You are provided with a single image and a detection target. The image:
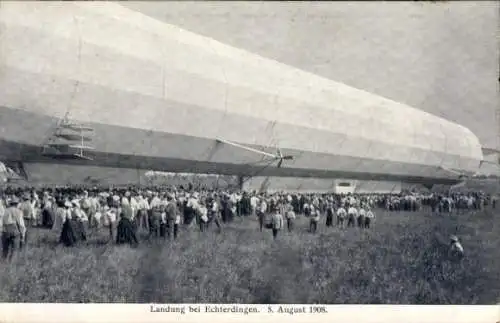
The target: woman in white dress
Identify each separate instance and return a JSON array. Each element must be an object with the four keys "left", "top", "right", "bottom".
[{"left": 52, "top": 200, "right": 69, "bottom": 233}]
